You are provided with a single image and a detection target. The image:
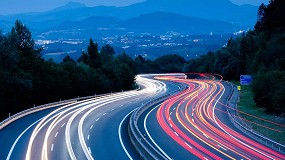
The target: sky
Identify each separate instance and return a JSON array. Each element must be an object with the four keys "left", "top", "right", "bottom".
[{"left": 0, "top": 0, "right": 269, "bottom": 15}]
